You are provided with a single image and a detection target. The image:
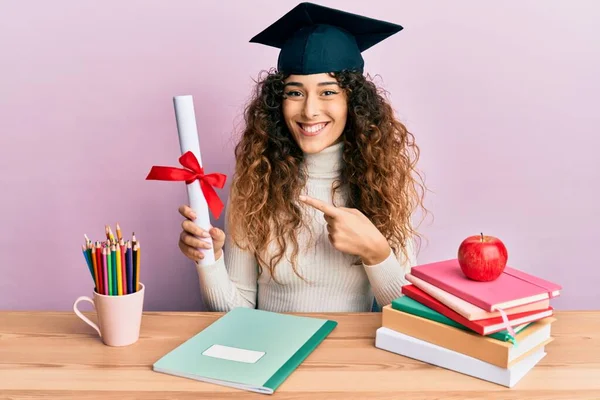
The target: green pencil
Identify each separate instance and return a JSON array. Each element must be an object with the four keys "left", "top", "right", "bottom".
[
  {"left": 107, "top": 245, "right": 113, "bottom": 296},
  {"left": 111, "top": 245, "right": 117, "bottom": 295}
]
